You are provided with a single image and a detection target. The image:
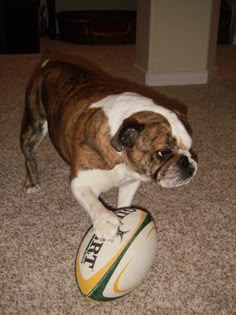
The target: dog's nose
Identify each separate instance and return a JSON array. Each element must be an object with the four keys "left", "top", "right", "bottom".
[
  {"left": 178, "top": 155, "right": 195, "bottom": 178},
  {"left": 178, "top": 155, "right": 190, "bottom": 168}
]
